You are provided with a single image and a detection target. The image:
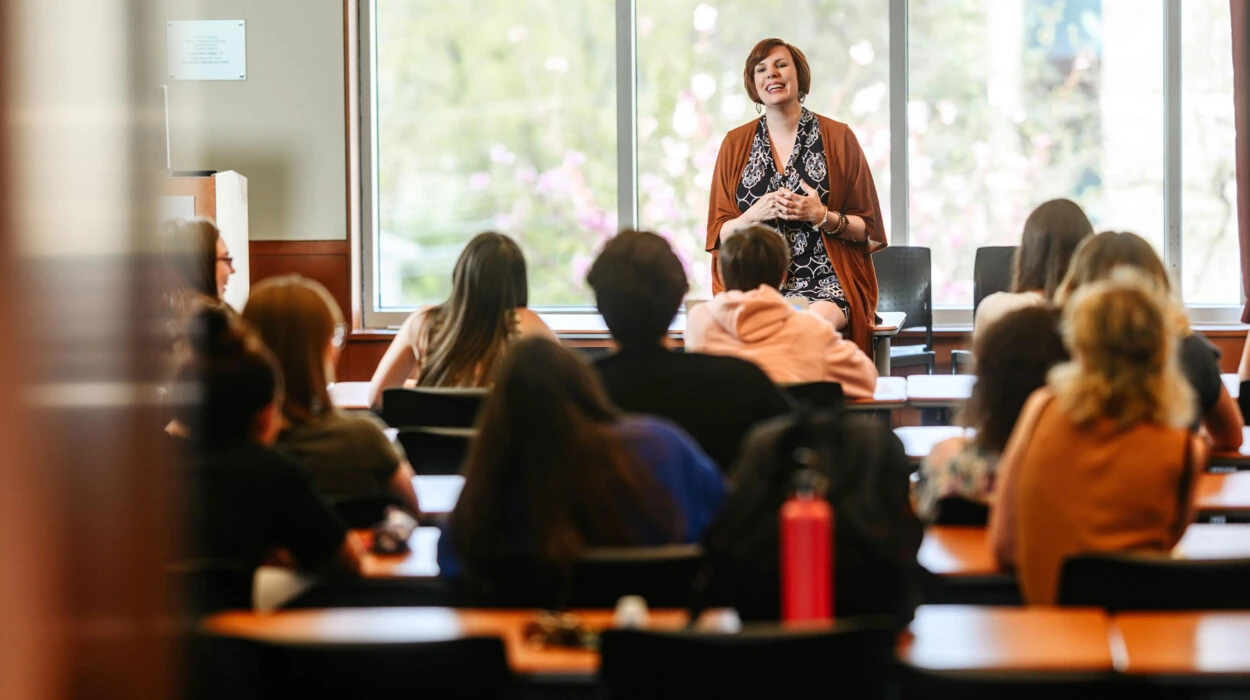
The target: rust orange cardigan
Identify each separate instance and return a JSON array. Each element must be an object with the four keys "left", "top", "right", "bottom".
[{"left": 705, "top": 114, "right": 888, "bottom": 355}]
